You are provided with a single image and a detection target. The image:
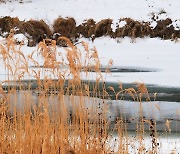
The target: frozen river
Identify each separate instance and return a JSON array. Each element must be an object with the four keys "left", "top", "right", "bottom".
[{"left": 6, "top": 90, "right": 180, "bottom": 132}]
